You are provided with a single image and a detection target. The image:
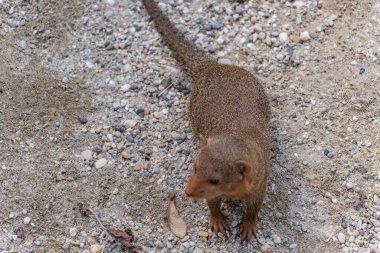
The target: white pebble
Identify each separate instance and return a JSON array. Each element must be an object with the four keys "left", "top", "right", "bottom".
[
  {"left": 293, "top": 1, "right": 305, "bottom": 9},
  {"left": 124, "top": 120, "right": 137, "bottom": 128},
  {"left": 120, "top": 84, "right": 131, "bottom": 92},
  {"left": 218, "top": 58, "right": 233, "bottom": 65},
  {"left": 95, "top": 158, "right": 107, "bottom": 169},
  {"left": 273, "top": 235, "right": 281, "bottom": 244},
  {"left": 346, "top": 182, "right": 354, "bottom": 189},
  {"left": 69, "top": 227, "right": 78, "bottom": 237},
  {"left": 338, "top": 232, "right": 346, "bottom": 243},
  {"left": 107, "top": 0, "right": 115, "bottom": 7},
  {"left": 81, "top": 150, "right": 92, "bottom": 161},
  {"left": 300, "top": 31, "right": 311, "bottom": 41},
  {"left": 279, "top": 32, "right": 288, "bottom": 42},
  {"left": 23, "top": 217, "right": 31, "bottom": 225}
]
